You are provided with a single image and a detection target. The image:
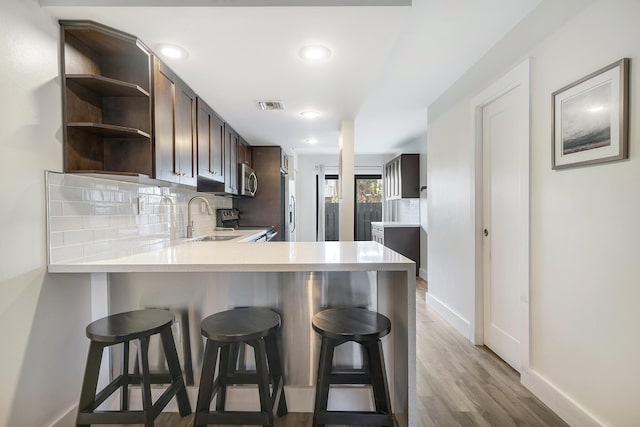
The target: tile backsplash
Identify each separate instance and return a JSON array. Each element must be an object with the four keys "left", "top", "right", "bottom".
[
  {"left": 387, "top": 198, "right": 420, "bottom": 224},
  {"left": 397, "top": 198, "right": 420, "bottom": 224},
  {"left": 46, "top": 172, "right": 232, "bottom": 263}
]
